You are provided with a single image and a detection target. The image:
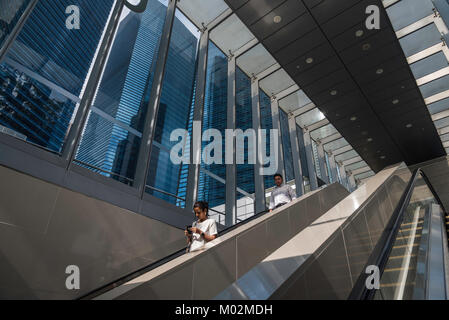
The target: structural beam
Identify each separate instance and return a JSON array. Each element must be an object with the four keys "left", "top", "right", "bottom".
[
  {"left": 271, "top": 98, "right": 285, "bottom": 179},
  {"left": 328, "top": 152, "right": 338, "bottom": 184},
  {"left": 317, "top": 142, "right": 329, "bottom": 184},
  {"left": 288, "top": 114, "right": 304, "bottom": 196},
  {"left": 251, "top": 78, "right": 266, "bottom": 213},
  {"left": 225, "top": 56, "right": 237, "bottom": 227},
  {"left": 186, "top": 28, "right": 209, "bottom": 210},
  {"left": 303, "top": 128, "right": 318, "bottom": 190}
]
